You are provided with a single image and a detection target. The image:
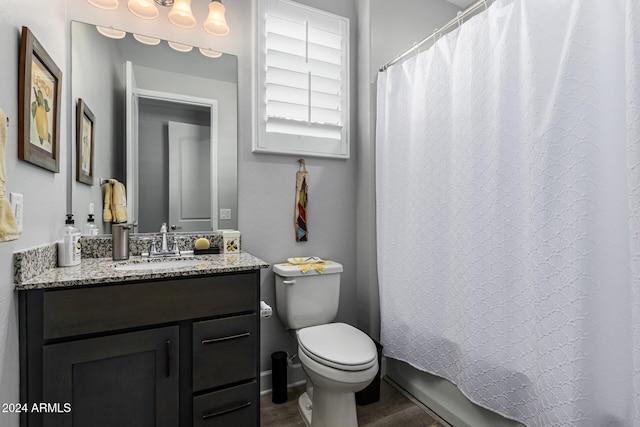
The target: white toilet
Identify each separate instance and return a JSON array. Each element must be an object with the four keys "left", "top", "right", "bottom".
[{"left": 273, "top": 261, "right": 378, "bottom": 427}]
